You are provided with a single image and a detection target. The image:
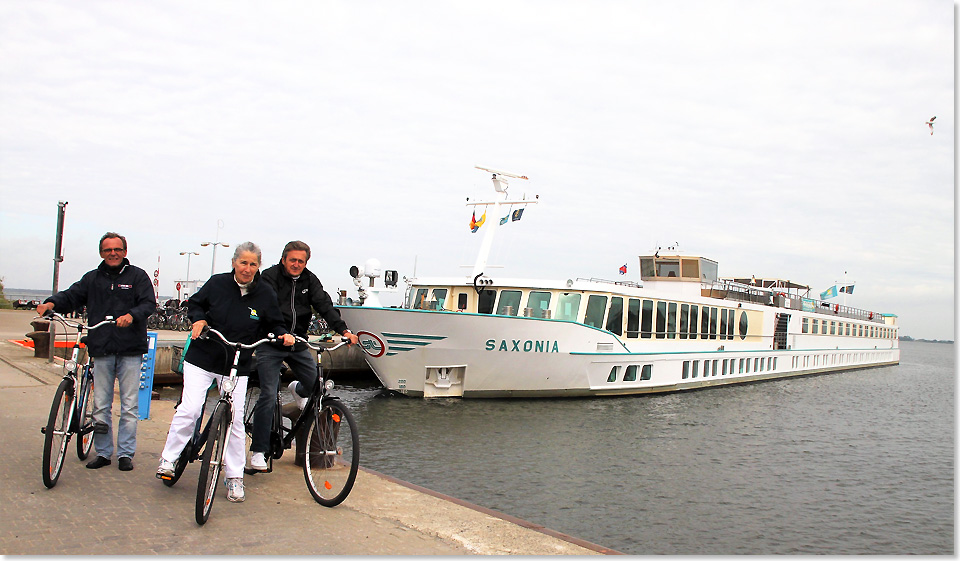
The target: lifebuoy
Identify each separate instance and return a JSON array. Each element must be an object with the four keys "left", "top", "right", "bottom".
[
  {"left": 834, "top": 304, "right": 839, "bottom": 313},
  {"left": 868, "top": 312, "right": 873, "bottom": 320}
]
